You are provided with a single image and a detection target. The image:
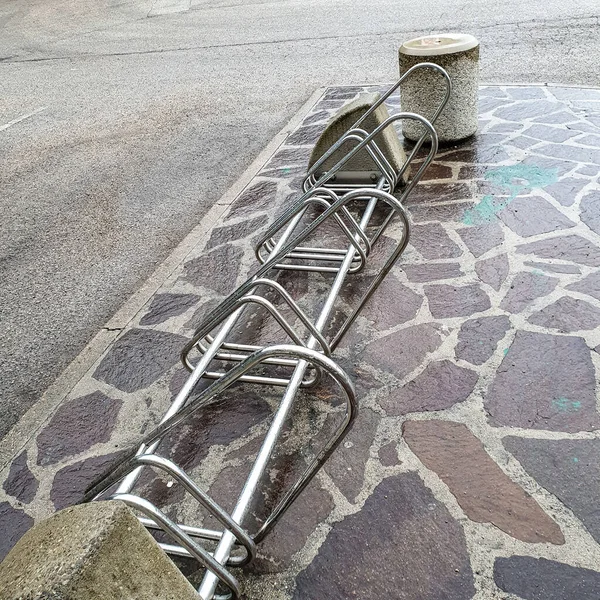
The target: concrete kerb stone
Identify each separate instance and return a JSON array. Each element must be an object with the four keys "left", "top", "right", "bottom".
[
  {"left": 0, "top": 87, "right": 327, "bottom": 472},
  {"left": 0, "top": 500, "right": 199, "bottom": 600}
]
